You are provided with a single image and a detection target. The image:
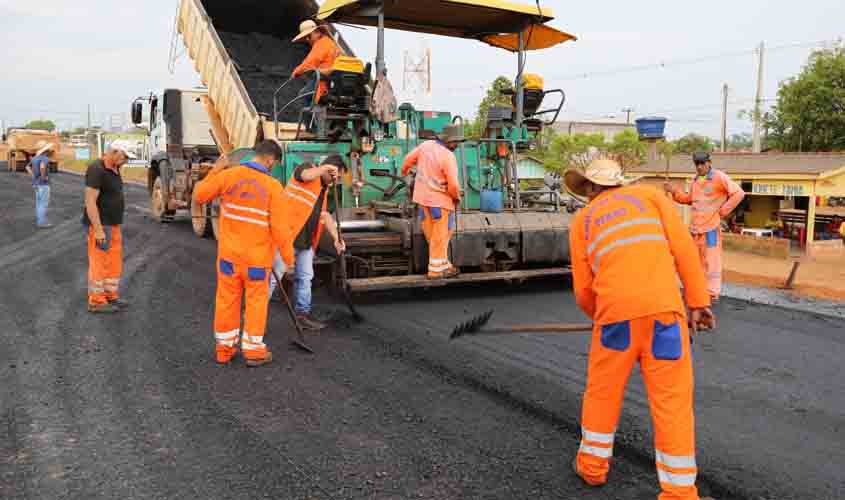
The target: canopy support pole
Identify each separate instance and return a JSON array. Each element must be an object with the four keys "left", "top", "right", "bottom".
[
  {"left": 515, "top": 30, "right": 525, "bottom": 128},
  {"left": 376, "top": 7, "right": 386, "bottom": 76}
]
